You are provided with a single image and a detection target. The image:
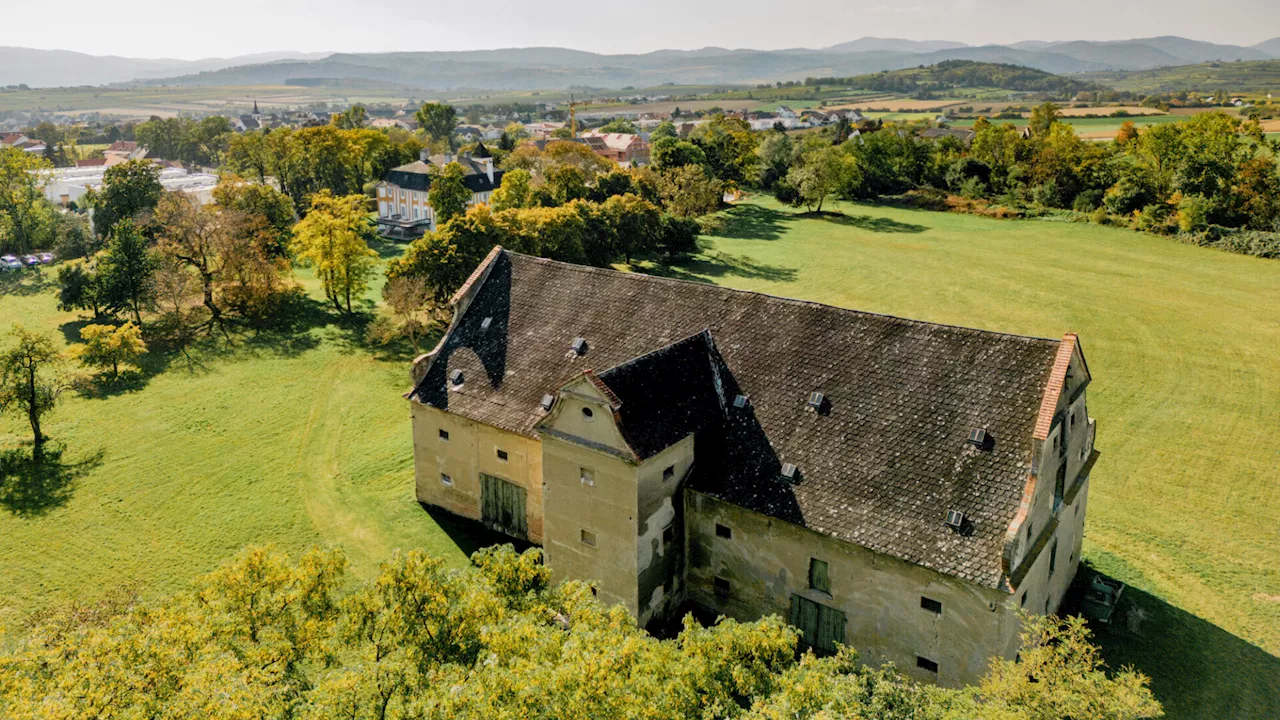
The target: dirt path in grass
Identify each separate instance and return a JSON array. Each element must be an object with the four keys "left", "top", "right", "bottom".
[{"left": 296, "top": 360, "right": 390, "bottom": 568}]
